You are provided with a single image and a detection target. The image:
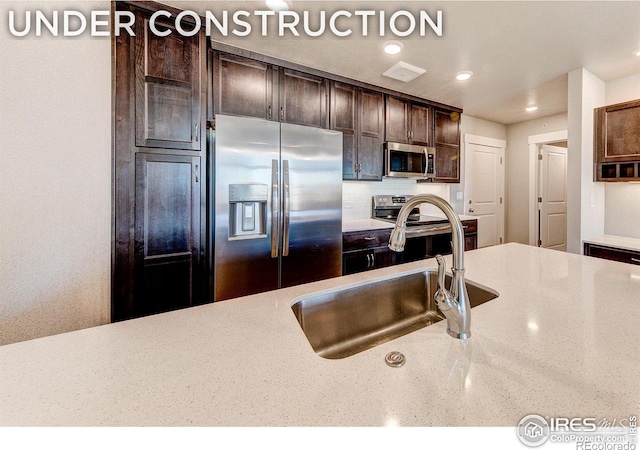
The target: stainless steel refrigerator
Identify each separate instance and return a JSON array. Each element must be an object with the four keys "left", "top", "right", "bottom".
[{"left": 212, "top": 114, "right": 343, "bottom": 301}]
